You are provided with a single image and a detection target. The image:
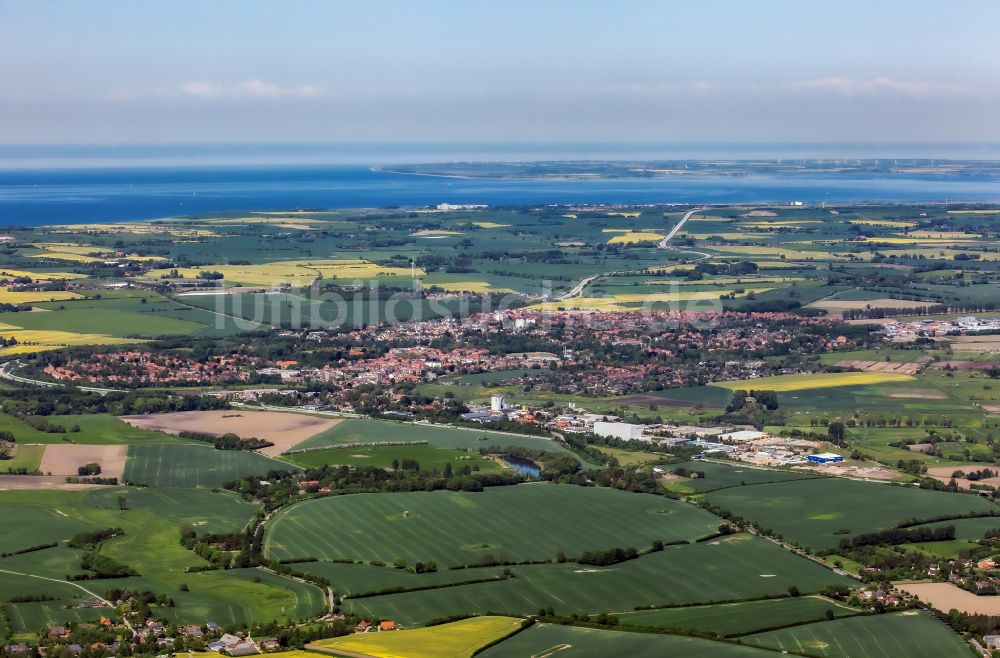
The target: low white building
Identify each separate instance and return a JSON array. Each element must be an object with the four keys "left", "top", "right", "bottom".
[
  {"left": 719, "top": 430, "right": 768, "bottom": 443},
  {"left": 593, "top": 421, "right": 646, "bottom": 441}
]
